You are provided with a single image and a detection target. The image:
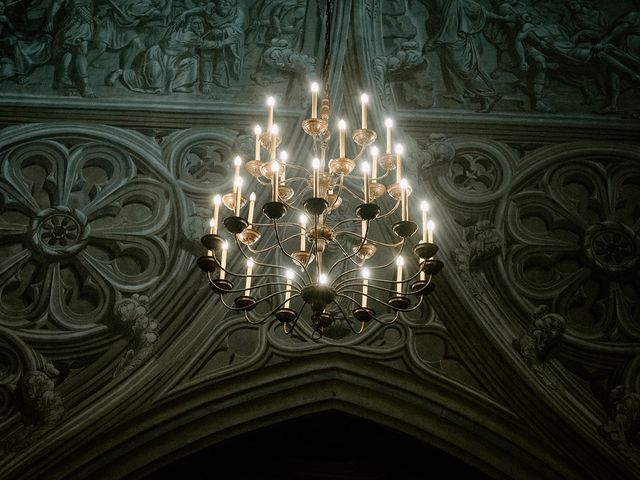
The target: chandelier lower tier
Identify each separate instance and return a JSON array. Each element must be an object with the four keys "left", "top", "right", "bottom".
[{"left": 197, "top": 91, "right": 443, "bottom": 336}]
